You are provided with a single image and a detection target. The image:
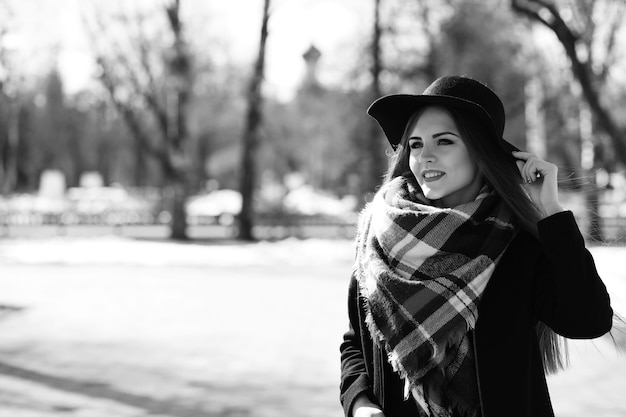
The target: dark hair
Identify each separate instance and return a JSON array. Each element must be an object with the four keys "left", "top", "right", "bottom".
[{"left": 384, "top": 105, "right": 568, "bottom": 373}]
